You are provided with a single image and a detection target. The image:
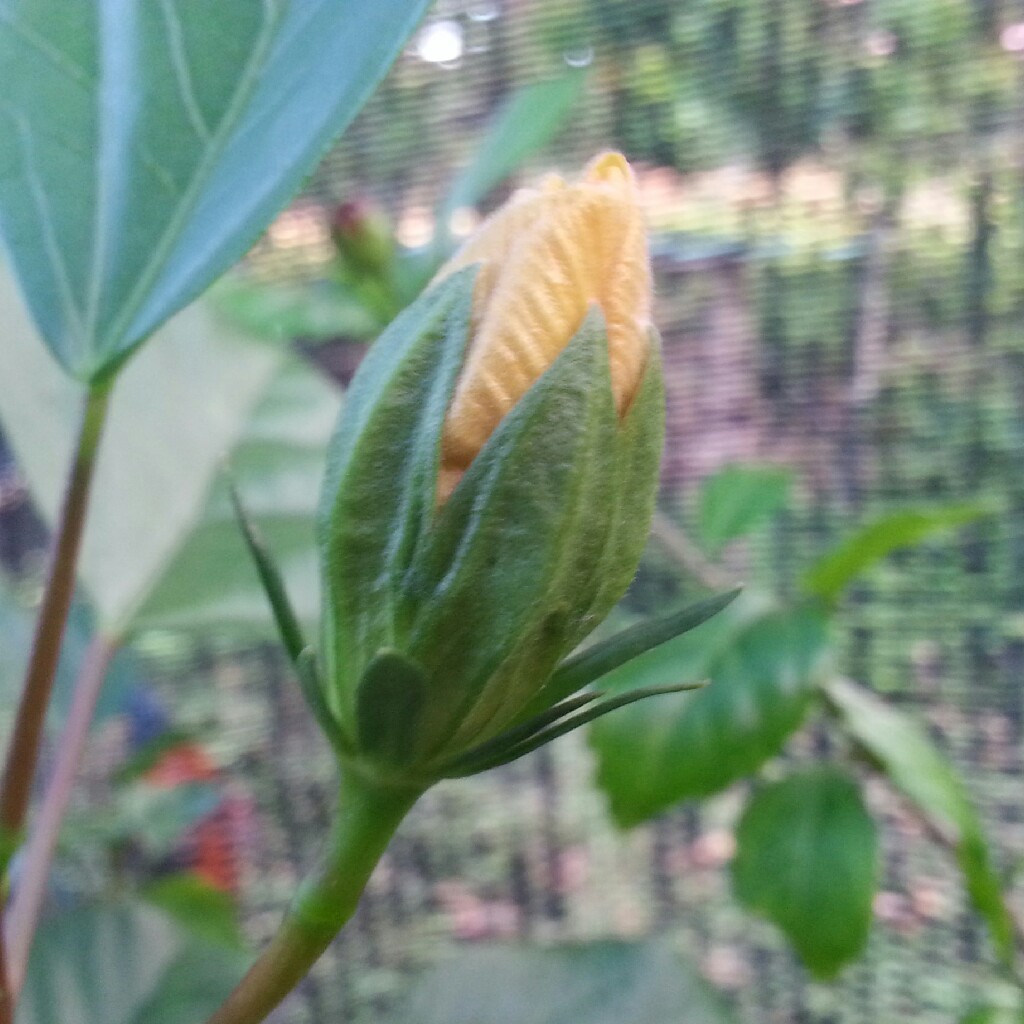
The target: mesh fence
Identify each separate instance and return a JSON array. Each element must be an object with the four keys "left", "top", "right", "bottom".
[{"left": 3, "top": 0, "right": 1024, "bottom": 1021}]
